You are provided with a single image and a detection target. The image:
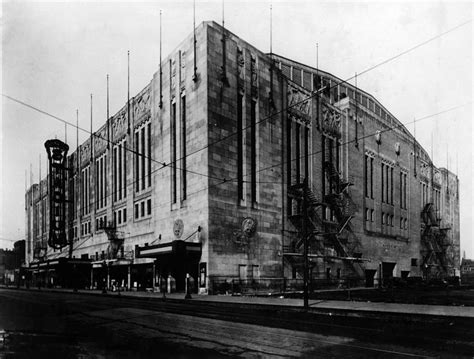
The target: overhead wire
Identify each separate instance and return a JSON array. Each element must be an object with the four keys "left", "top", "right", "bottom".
[{"left": 12, "top": 18, "right": 471, "bottom": 255}]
